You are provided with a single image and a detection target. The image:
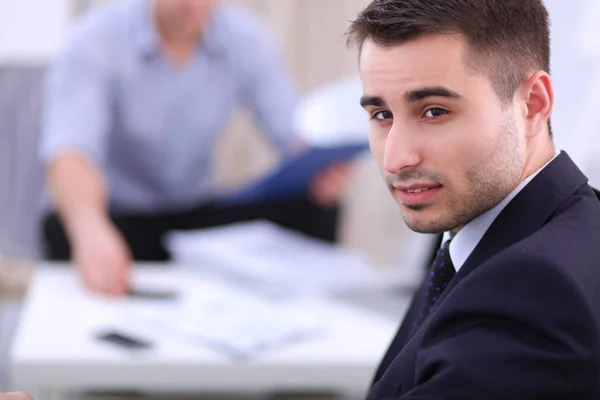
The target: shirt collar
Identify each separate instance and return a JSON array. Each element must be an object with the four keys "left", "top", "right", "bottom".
[
  {"left": 135, "top": 0, "right": 159, "bottom": 58},
  {"left": 442, "top": 150, "right": 561, "bottom": 271},
  {"left": 135, "top": 0, "right": 225, "bottom": 61}
]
